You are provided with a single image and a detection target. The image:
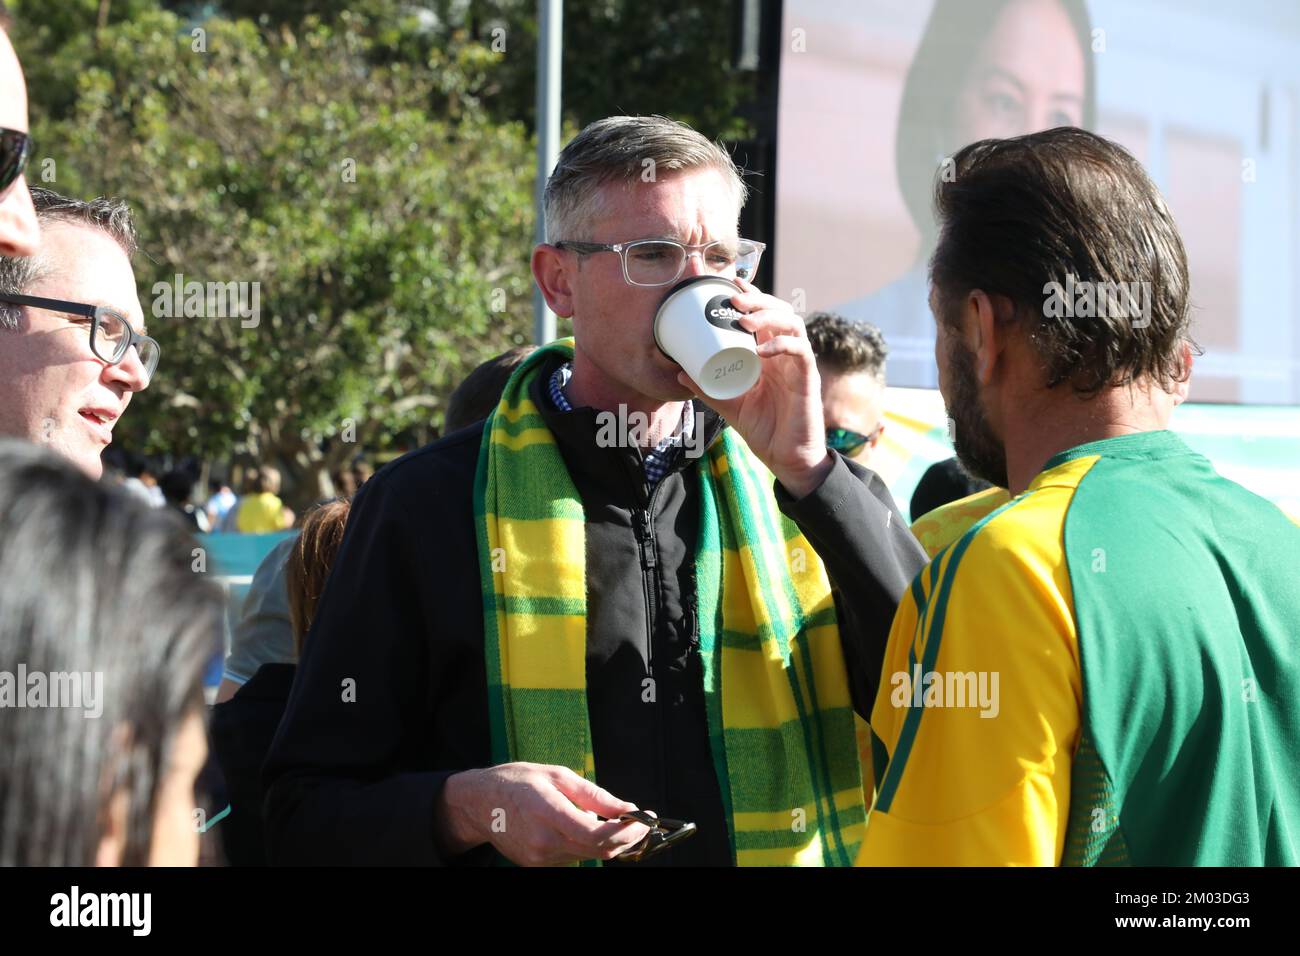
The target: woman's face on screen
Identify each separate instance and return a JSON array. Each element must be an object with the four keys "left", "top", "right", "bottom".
[{"left": 951, "top": 0, "right": 1087, "bottom": 144}]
